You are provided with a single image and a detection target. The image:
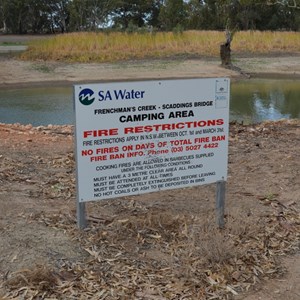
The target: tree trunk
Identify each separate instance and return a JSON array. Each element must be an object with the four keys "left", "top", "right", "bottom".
[
  {"left": 220, "top": 42, "right": 231, "bottom": 67},
  {"left": 2, "top": 20, "right": 7, "bottom": 33}
]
